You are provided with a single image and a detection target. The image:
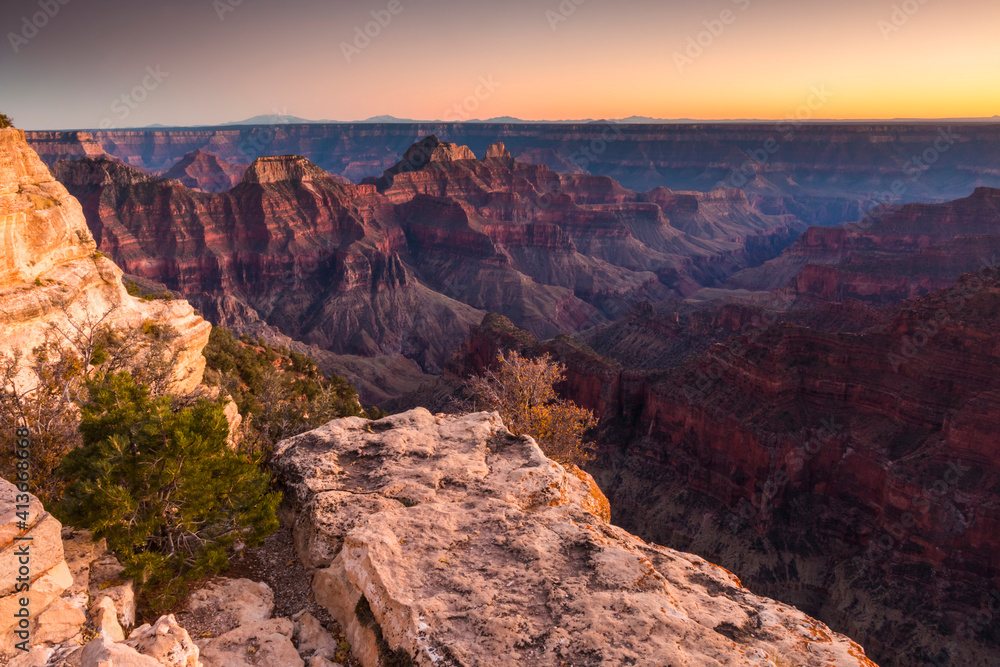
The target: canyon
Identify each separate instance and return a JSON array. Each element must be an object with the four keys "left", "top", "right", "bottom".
[
  {"left": 438, "top": 266, "right": 1000, "bottom": 667},
  {"left": 10, "top": 122, "right": 1000, "bottom": 666},
  {"left": 730, "top": 186, "right": 1000, "bottom": 303},
  {"left": 52, "top": 134, "right": 802, "bottom": 400}
]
